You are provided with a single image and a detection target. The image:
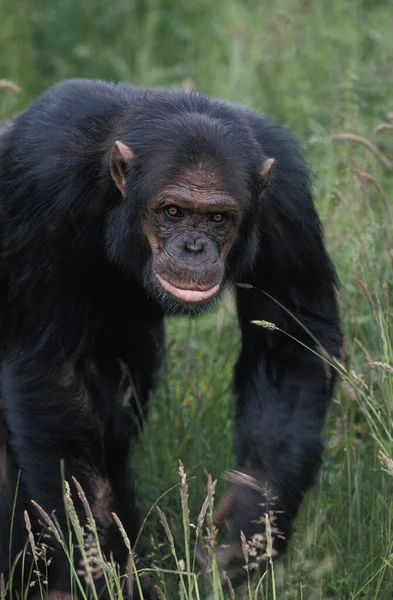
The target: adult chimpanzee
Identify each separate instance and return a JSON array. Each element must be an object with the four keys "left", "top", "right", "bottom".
[{"left": 0, "top": 79, "right": 342, "bottom": 598}]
